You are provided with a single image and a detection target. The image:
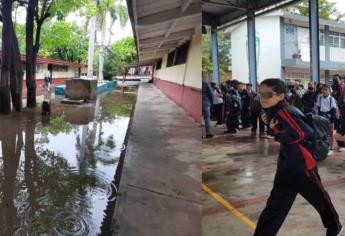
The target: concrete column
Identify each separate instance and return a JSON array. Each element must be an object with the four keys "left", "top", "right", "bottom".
[
  {"left": 324, "top": 25, "right": 330, "bottom": 62},
  {"left": 247, "top": 10, "right": 258, "bottom": 90},
  {"left": 211, "top": 25, "right": 220, "bottom": 84},
  {"left": 309, "top": 0, "right": 320, "bottom": 84},
  {"left": 325, "top": 69, "right": 330, "bottom": 85}
]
